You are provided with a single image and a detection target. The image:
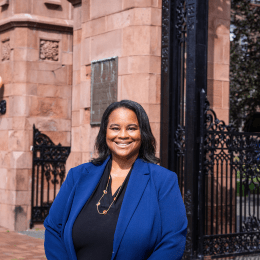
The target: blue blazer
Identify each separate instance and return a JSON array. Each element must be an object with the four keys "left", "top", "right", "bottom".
[{"left": 44, "top": 156, "right": 187, "bottom": 260}]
